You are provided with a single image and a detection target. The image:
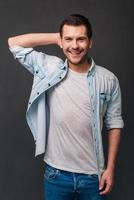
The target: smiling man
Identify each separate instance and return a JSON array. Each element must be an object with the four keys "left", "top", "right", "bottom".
[
  {"left": 8, "top": 14, "right": 124, "bottom": 200},
  {"left": 60, "top": 24, "right": 92, "bottom": 72}
]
